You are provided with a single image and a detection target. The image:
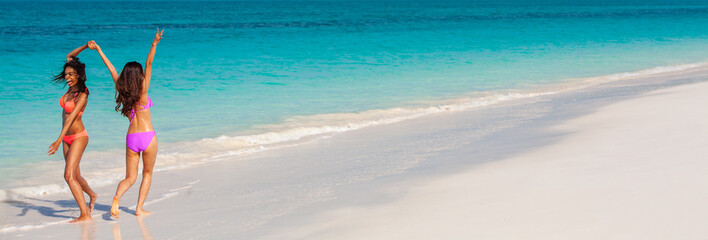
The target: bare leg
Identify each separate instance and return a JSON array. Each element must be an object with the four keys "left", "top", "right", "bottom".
[
  {"left": 74, "top": 163, "right": 97, "bottom": 212},
  {"left": 136, "top": 136, "right": 157, "bottom": 216},
  {"left": 111, "top": 145, "right": 140, "bottom": 218},
  {"left": 64, "top": 137, "right": 92, "bottom": 223},
  {"left": 62, "top": 140, "right": 70, "bottom": 159}
]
